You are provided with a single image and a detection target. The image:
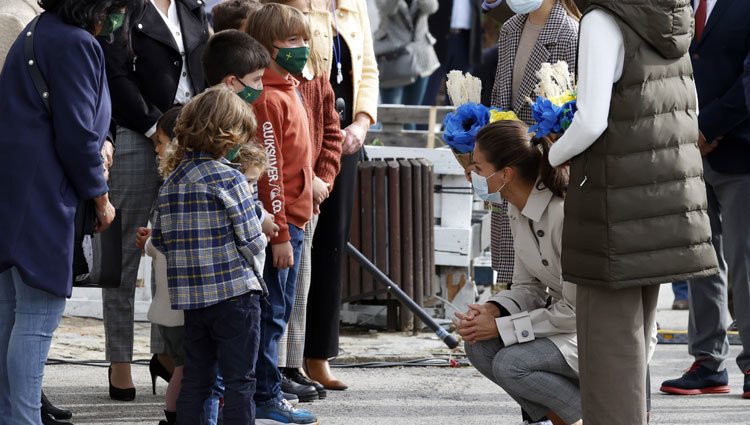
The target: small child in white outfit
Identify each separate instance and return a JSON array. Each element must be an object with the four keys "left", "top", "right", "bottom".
[{"left": 135, "top": 107, "right": 185, "bottom": 425}]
